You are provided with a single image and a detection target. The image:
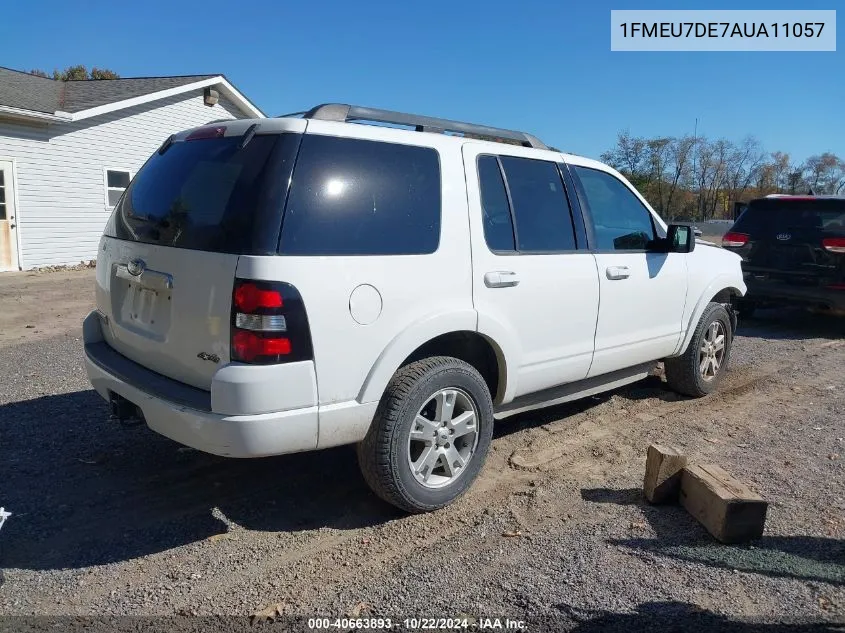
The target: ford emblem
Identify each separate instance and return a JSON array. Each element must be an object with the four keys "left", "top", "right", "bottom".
[
  {"left": 127, "top": 258, "right": 146, "bottom": 276},
  {"left": 776, "top": 233, "right": 791, "bottom": 241}
]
